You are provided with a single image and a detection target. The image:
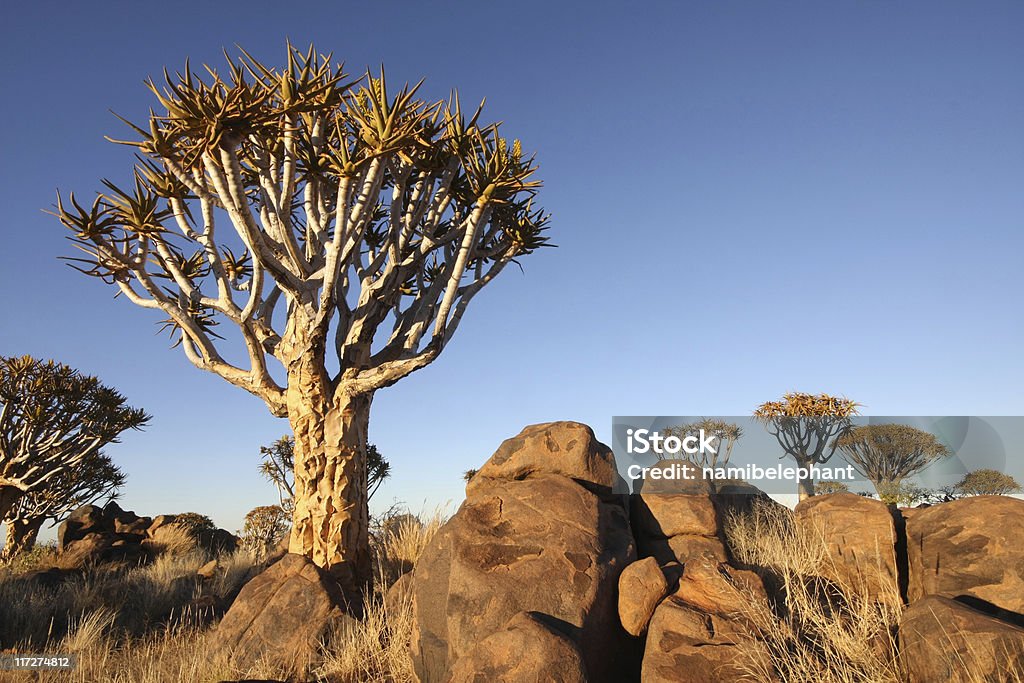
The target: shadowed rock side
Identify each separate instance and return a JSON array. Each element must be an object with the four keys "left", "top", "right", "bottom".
[
  {"left": 209, "top": 553, "right": 351, "bottom": 677},
  {"left": 900, "top": 595, "right": 1024, "bottom": 683},
  {"left": 906, "top": 495, "right": 1024, "bottom": 616},
  {"left": 409, "top": 421, "right": 637, "bottom": 683},
  {"left": 445, "top": 611, "right": 589, "bottom": 682},
  {"left": 793, "top": 492, "right": 900, "bottom": 604}
]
